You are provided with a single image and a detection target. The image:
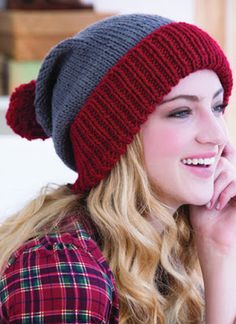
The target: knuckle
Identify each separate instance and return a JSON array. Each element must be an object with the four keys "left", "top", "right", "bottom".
[
  {"left": 219, "top": 171, "right": 229, "bottom": 182},
  {"left": 219, "top": 190, "right": 228, "bottom": 200},
  {"left": 217, "top": 157, "right": 227, "bottom": 170}
]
